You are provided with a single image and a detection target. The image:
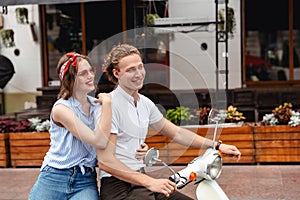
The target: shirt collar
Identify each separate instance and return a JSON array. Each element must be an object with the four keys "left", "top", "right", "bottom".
[
  {"left": 70, "top": 96, "right": 98, "bottom": 110},
  {"left": 115, "top": 85, "right": 140, "bottom": 105}
]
